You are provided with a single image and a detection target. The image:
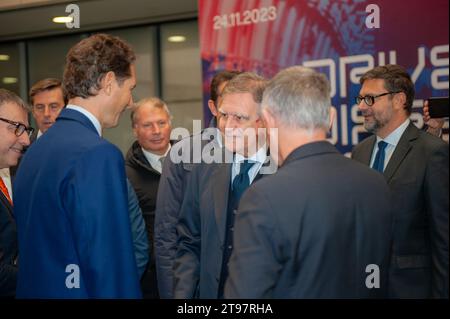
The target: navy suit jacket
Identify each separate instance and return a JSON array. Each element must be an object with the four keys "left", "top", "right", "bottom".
[
  {"left": 225, "top": 142, "right": 392, "bottom": 298},
  {"left": 13, "top": 108, "right": 141, "bottom": 298},
  {"left": 352, "top": 123, "right": 449, "bottom": 298}
]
